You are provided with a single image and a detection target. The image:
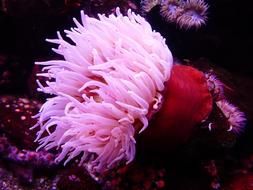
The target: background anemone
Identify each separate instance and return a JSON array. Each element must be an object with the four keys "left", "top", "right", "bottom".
[
  {"left": 160, "top": 0, "right": 184, "bottom": 23},
  {"left": 141, "top": 0, "right": 208, "bottom": 29},
  {"left": 177, "top": 0, "right": 208, "bottom": 29},
  {"left": 140, "top": 0, "right": 161, "bottom": 13}
]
